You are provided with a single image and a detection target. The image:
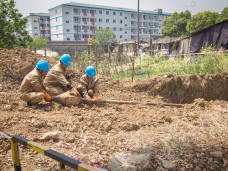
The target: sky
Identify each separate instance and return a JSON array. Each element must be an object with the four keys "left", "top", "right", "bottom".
[{"left": 15, "top": 0, "right": 228, "bottom": 17}]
